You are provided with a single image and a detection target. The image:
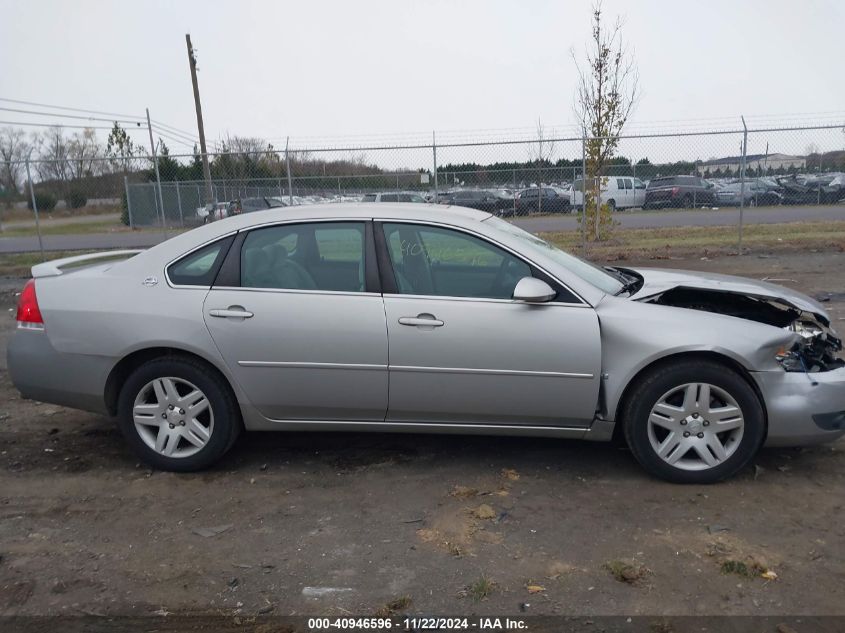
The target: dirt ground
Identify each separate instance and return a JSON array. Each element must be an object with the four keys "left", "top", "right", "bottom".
[{"left": 0, "top": 250, "right": 843, "bottom": 619}]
